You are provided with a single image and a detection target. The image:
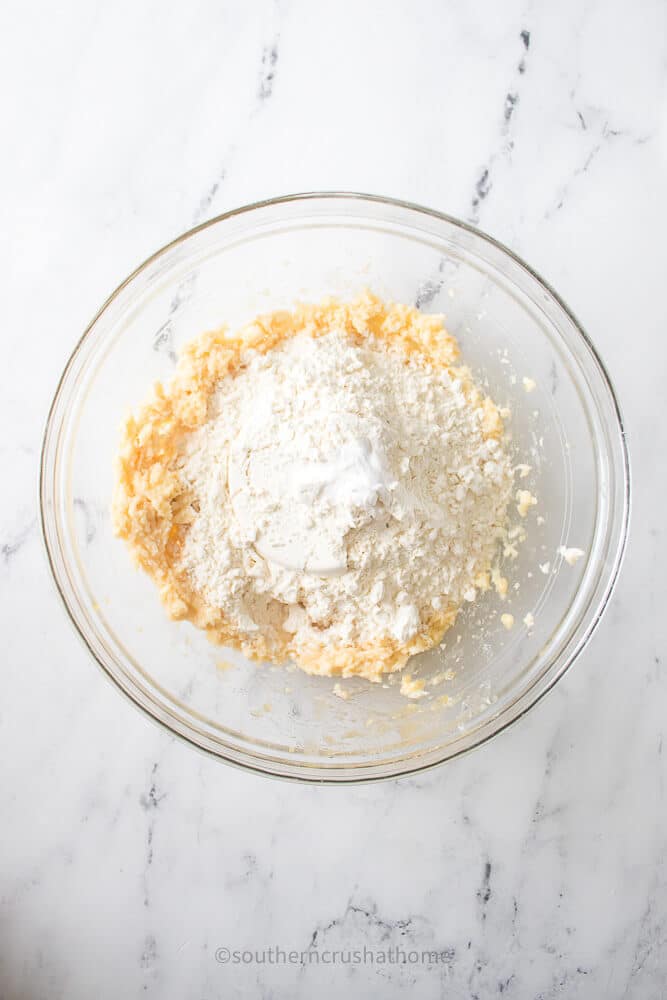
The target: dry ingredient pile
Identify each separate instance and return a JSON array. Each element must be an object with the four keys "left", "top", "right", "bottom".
[{"left": 113, "top": 293, "right": 515, "bottom": 682}]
